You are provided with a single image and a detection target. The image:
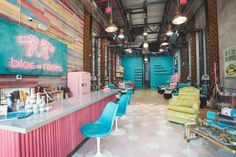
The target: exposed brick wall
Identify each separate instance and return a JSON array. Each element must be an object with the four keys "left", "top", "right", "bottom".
[
  {"left": 207, "top": 0, "right": 219, "bottom": 79},
  {"left": 110, "top": 48, "right": 114, "bottom": 83},
  {"left": 188, "top": 15, "right": 197, "bottom": 84},
  {"left": 83, "top": 10, "right": 91, "bottom": 72},
  {"left": 181, "top": 47, "right": 188, "bottom": 83},
  {"left": 100, "top": 35, "right": 106, "bottom": 87}
]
